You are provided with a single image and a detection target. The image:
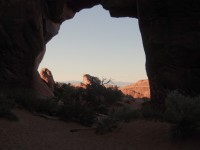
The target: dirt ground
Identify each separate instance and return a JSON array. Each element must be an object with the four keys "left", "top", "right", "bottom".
[{"left": 0, "top": 100, "right": 200, "bottom": 150}]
